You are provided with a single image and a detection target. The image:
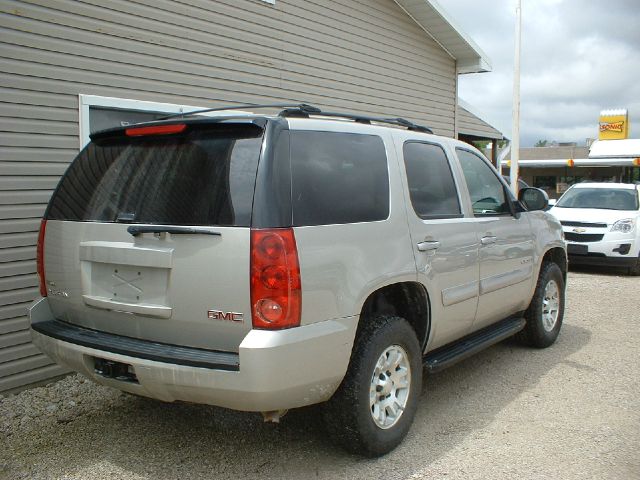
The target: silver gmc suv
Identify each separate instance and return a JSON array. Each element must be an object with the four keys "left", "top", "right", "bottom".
[{"left": 29, "top": 104, "right": 567, "bottom": 456}]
